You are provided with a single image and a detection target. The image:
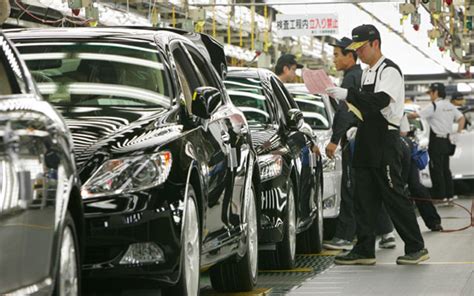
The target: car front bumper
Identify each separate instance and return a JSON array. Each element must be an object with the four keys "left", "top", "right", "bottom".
[{"left": 82, "top": 186, "right": 184, "bottom": 286}]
